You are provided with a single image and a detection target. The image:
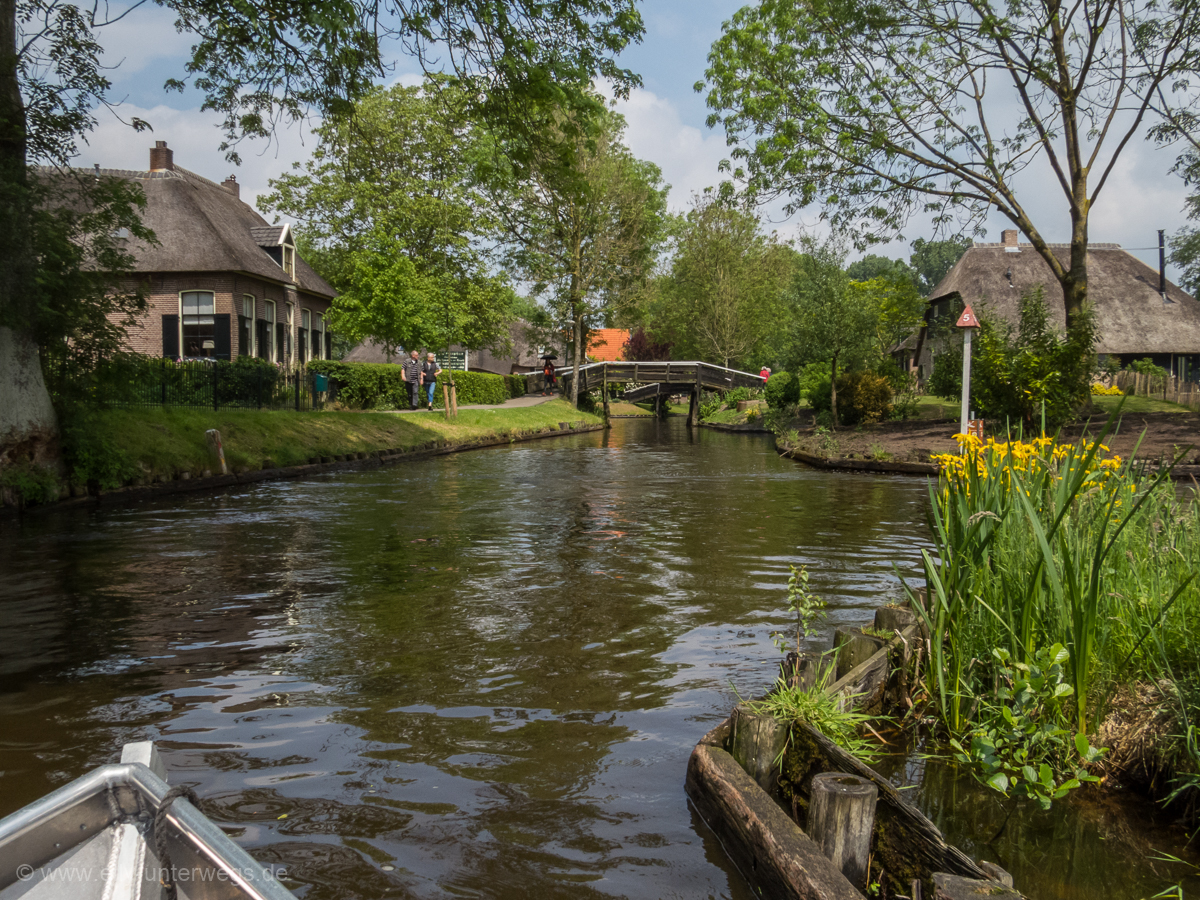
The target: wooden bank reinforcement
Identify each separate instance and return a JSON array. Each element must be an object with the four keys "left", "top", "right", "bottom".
[
  {"left": 3, "top": 421, "right": 604, "bottom": 517},
  {"left": 685, "top": 598, "right": 1024, "bottom": 900}
]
